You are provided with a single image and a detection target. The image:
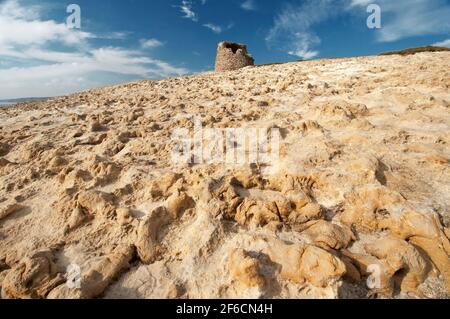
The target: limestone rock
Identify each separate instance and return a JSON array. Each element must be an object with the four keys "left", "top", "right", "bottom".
[
  {"left": 1, "top": 250, "right": 64, "bottom": 299},
  {"left": 235, "top": 199, "right": 280, "bottom": 228},
  {"left": 0, "top": 142, "right": 10, "bottom": 157},
  {"left": 116, "top": 208, "right": 134, "bottom": 226},
  {"left": 288, "top": 202, "right": 323, "bottom": 226},
  {"left": 0, "top": 157, "right": 12, "bottom": 167},
  {"left": 303, "top": 220, "right": 355, "bottom": 250},
  {"left": 47, "top": 245, "right": 134, "bottom": 299},
  {"left": 208, "top": 177, "right": 243, "bottom": 219},
  {"left": 265, "top": 239, "right": 346, "bottom": 288},
  {"left": 66, "top": 206, "right": 88, "bottom": 231},
  {"left": 0, "top": 203, "right": 26, "bottom": 220},
  {"left": 135, "top": 207, "right": 171, "bottom": 264},
  {"left": 409, "top": 236, "right": 450, "bottom": 293},
  {"left": 364, "top": 236, "right": 429, "bottom": 296},
  {"left": 1, "top": 49, "right": 450, "bottom": 299},
  {"left": 165, "top": 191, "right": 195, "bottom": 220},
  {"left": 77, "top": 191, "right": 116, "bottom": 219},
  {"left": 341, "top": 186, "right": 405, "bottom": 232},
  {"left": 148, "top": 172, "right": 182, "bottom": 199},
  {"left": 228, "top": 248, "right": 265, "bottom": 289}
]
